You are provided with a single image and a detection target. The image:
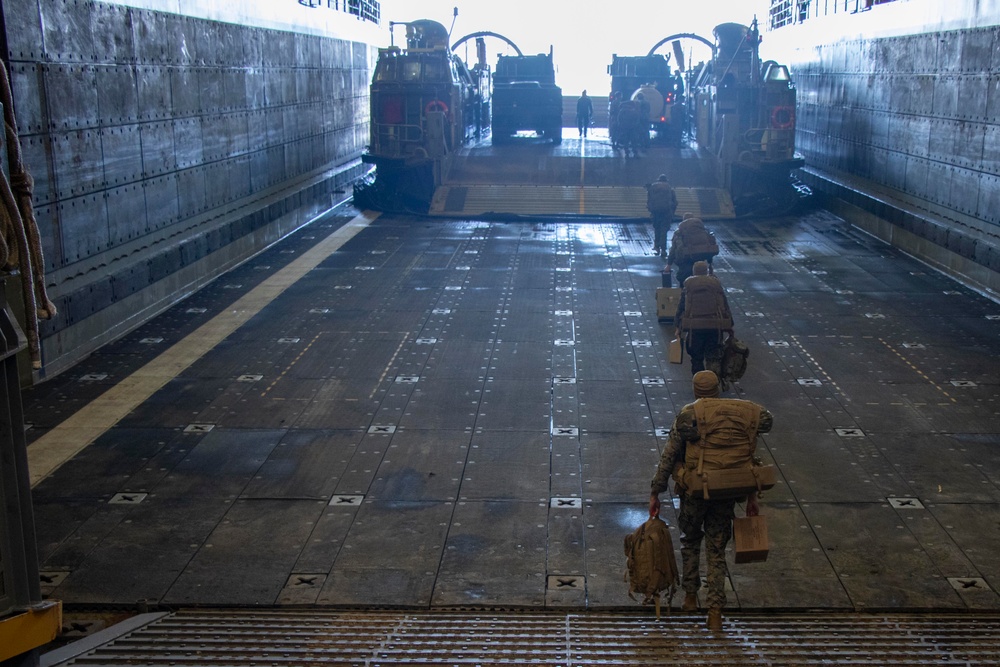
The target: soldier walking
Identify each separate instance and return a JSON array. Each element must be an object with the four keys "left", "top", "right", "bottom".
[
  {"left": 675, "top": 261, "right": 733, "bottom": 376},
  {"left": 645, "top": 174, "right": 677, "bottom": 257},
  {"left": 664, "top": 215, "right": 719, "bottom": 286},
  {"left": 608, "top": 91, "right": 623, "bottom": 148},
  {"left": 576, "top": 90, "right": 594, "bottom": 138},
  {"left": 649, "top": 370, "right": 774, "bottom": 631}
]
